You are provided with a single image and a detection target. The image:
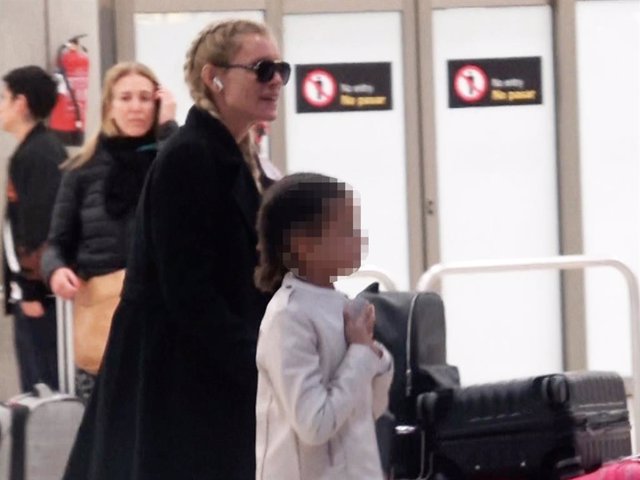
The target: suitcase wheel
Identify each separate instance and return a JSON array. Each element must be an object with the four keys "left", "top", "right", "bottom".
[{"left": 550, "top": 455, "right": 585, "bottom": 480}]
